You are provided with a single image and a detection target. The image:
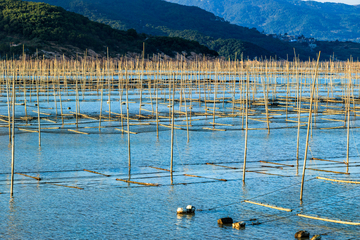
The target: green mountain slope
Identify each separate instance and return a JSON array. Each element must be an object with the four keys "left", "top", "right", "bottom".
[
  {"left": 0, "top": 0, "right": 217, "bottom": 58},
  {"left": 27, "top": 0, "right": 295, "bottom": 60},
  {"left": 167, "top": 0, "right": 360, "bottom": 42},
  {"left": 25, "top": 0, "right": 360, "bottom": 61}
]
